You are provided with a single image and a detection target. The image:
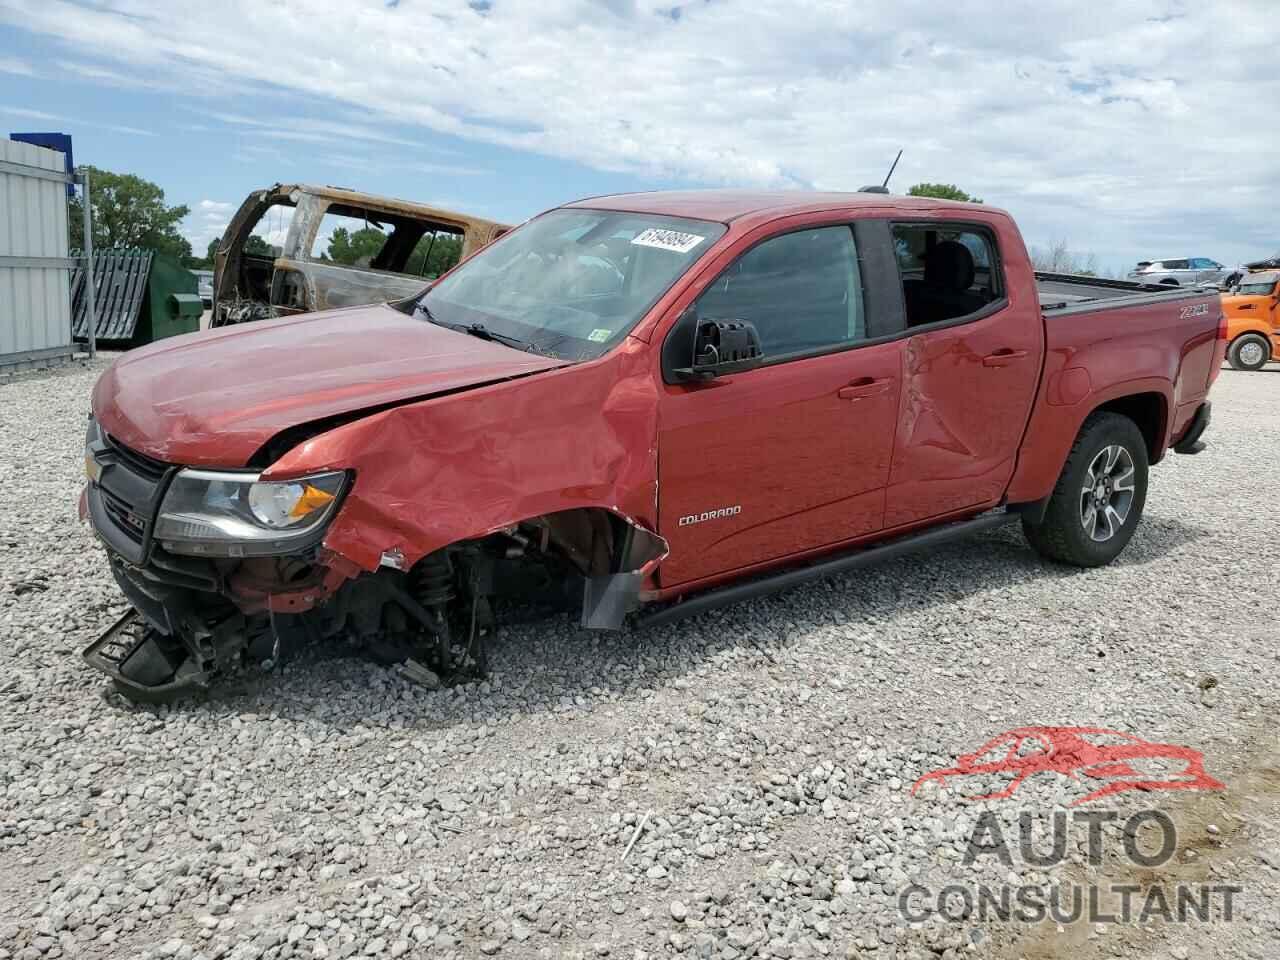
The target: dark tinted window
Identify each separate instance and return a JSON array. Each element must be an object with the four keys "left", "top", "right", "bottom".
[
  {"left": 1162, "top": 259, "right": 1190, "bottom": 270},
  {"left": 892, "top": 223, "right": 1002, "bottom": 327},
  {"left": 694, "top": 226, "right": 865, "bottom": 357}
]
